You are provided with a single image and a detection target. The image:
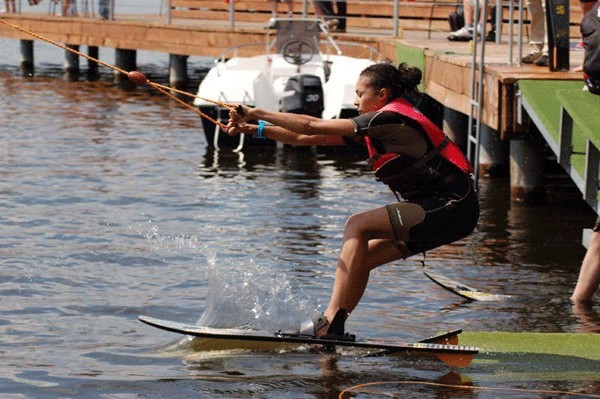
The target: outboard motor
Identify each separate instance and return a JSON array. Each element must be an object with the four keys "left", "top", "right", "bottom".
[{"left": 281, "top": 74, "right": 324, "bottom": 117}]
